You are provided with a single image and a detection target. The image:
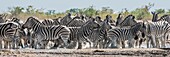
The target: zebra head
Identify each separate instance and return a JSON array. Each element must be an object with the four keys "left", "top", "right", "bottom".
[
  {"left": 116, "top": 13, "right": 123, "bottom": 26},
  {"left": 95, "top": 16, "right": 102, "bottom": 23},
  {"left": 119, "top": 15, "right": 136, "bottom": 27},
  {"left": 101, "top": 19, "right": 112, "bottom": 31},
  {"left": 151, "top": 11, "right": 159, "bottom": 22},
  {"left": 84, "top": 18, "right": 100, "bottom": 30}
]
